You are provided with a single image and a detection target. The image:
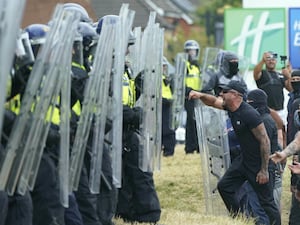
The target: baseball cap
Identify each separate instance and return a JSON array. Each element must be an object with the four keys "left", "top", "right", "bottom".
[{"left": 221, "top": 80, "right": 247, "bottom": 95}]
